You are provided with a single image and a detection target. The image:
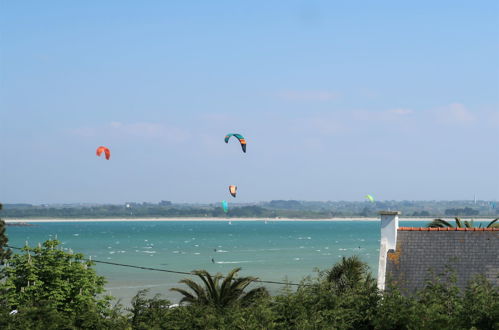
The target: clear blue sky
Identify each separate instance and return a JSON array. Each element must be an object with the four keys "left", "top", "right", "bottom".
[{"left": 1, "top": 1, "right": 498, "bottom": 204}]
